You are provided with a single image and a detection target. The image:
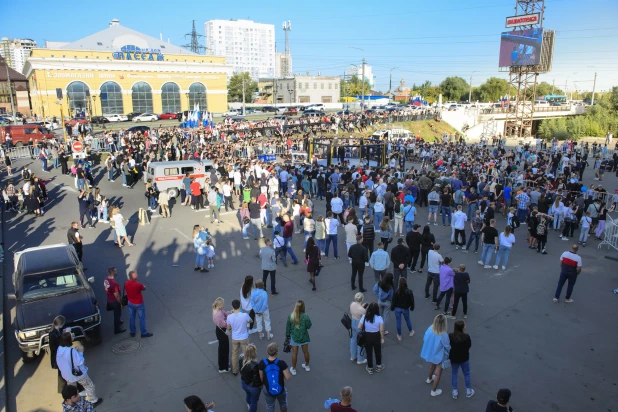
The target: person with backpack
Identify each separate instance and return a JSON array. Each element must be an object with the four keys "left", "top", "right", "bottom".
[
  {"left": 241, "top": 343, "right": 262, "bottom": 412},
  {"left": 258, "top": 342, "right": 292, "bottom": 412},
  {"left": 348, "top": 292, "right": 367, "bottom": 364},
  {"left": 390, "top": 277, "right": 415, "bottom": 341},
  {"left": 535, "top": 213, "right": 552, "bottom": 255}
]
